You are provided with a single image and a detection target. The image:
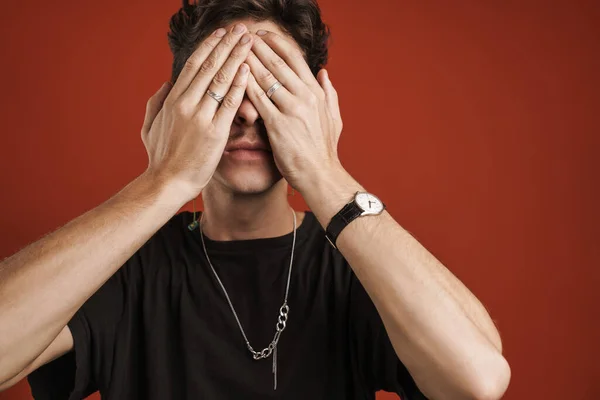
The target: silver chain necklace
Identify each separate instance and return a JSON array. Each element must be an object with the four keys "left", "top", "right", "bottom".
[{"left": 198, "top": 208, "right": 297, "bottom": 391}]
